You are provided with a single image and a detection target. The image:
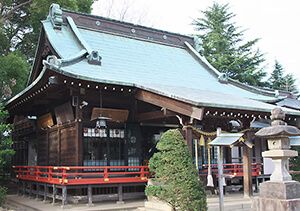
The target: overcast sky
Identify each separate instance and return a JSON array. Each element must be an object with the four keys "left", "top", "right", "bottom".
[{"left": 93, "top": 0, "right": 300, "bottom": 84}]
